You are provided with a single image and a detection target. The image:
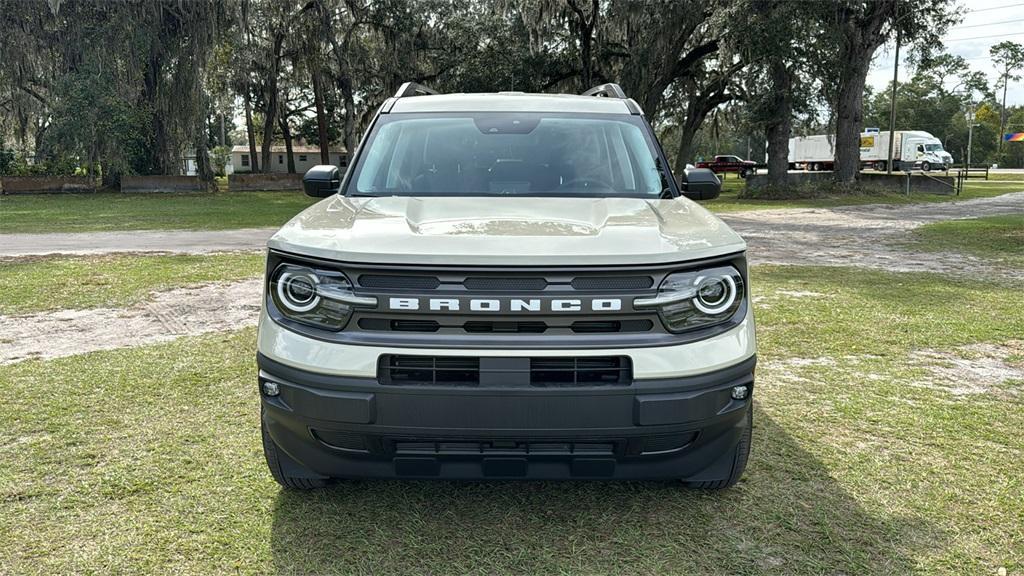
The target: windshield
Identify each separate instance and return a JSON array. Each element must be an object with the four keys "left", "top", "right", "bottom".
[
  {"left": 924, "top": 144, "right": 944, "bottom": 152},
  {"left": 346, "top": 113, "right": 669, "bottom": 198}
]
